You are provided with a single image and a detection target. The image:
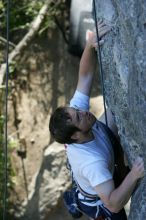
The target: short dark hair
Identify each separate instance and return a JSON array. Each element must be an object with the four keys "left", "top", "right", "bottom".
[{"left": 49, "top": 106, "right": 80, "bottom": 144}]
